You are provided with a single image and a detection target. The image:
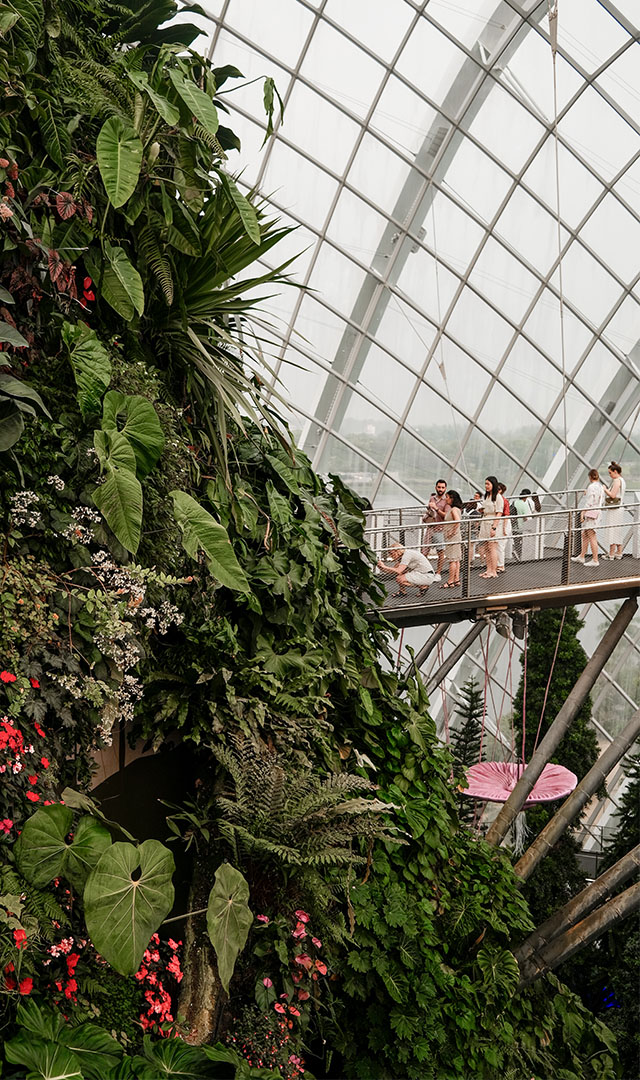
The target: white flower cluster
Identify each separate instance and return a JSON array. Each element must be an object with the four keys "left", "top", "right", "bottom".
[
  {"left": 93, "top": 550, "right": 146, "bottom": 604},
  {"left": 46, "top": 475, "right": 65, "bottom": 491},
  {"left": 116, "top": 673, "right": 144, "bottom": 726},
  {"left": 10, "top": 490, "right": 41, "bottom": 527},
  {"left": 138, "top": 600, "right": 185, "bottom": 634},
  {"left": 62, "top": 506, "right": 102, "bottom": 545},
  {"left": 54, "top": 674, "right": 84, "bottom": 700}
]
